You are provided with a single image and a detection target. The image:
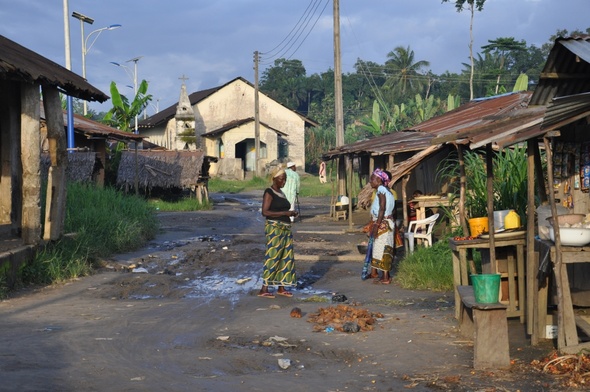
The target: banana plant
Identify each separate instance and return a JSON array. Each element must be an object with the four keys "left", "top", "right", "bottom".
[
  {"left": 512, "top": 73, "right": 529, "bottom": 92},
  {"left": 103, "top": 80, "right": 152, "bottom": 133}
]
